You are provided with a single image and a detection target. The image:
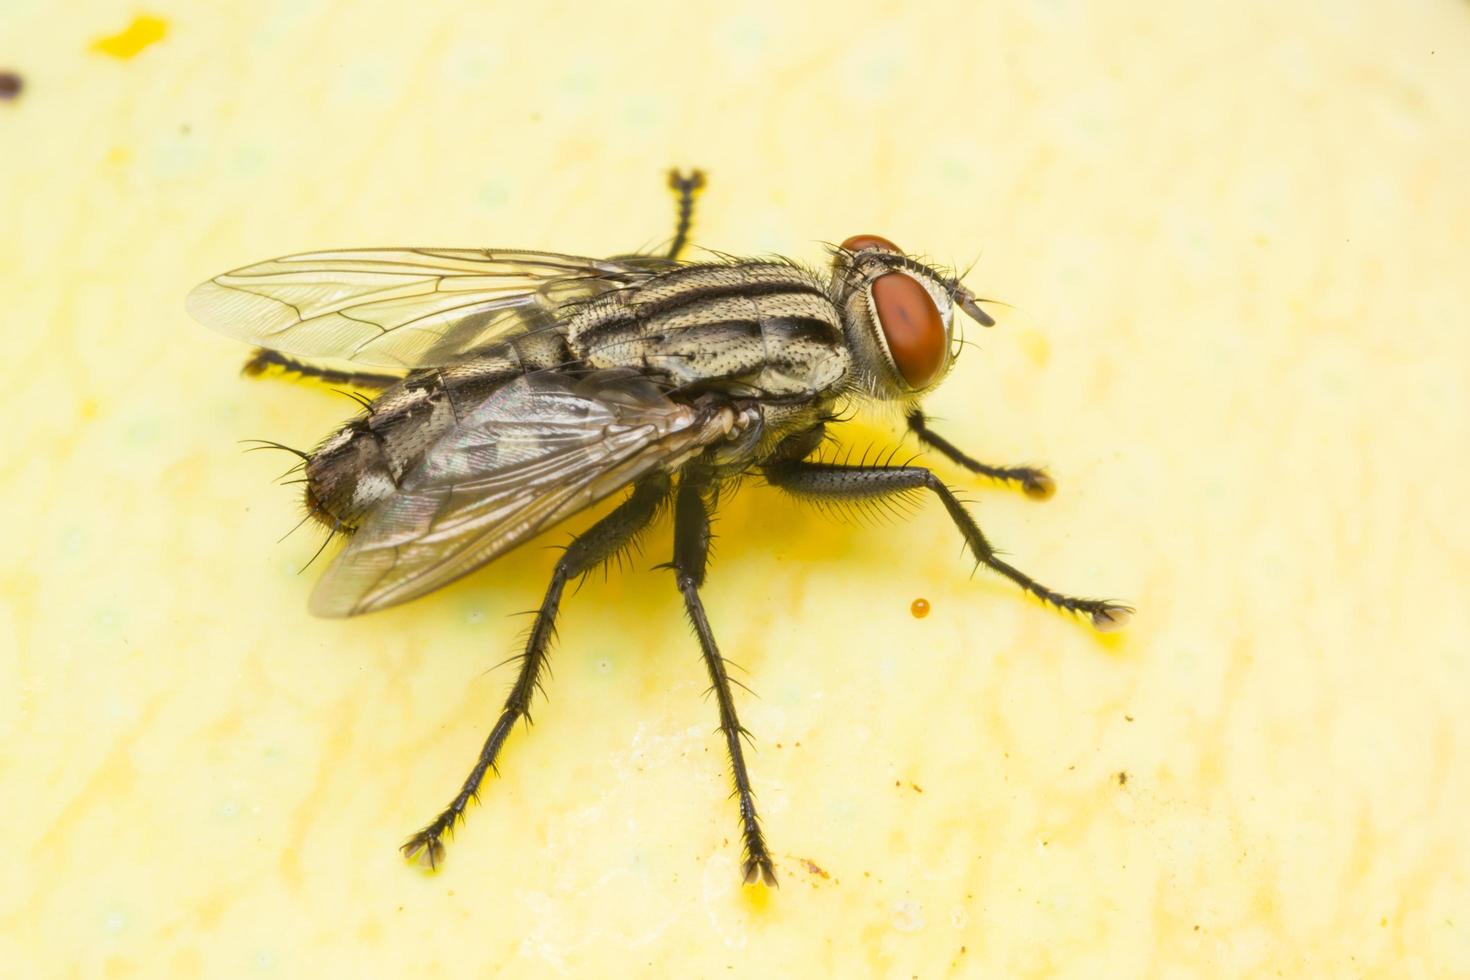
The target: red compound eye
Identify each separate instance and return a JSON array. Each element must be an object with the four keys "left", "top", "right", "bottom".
[
  {"left": 841, "top": 233, "right": 901, "bottom": 254},
  {"left": 871, "top": 272, "right": 946, "bottom": 389}
]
